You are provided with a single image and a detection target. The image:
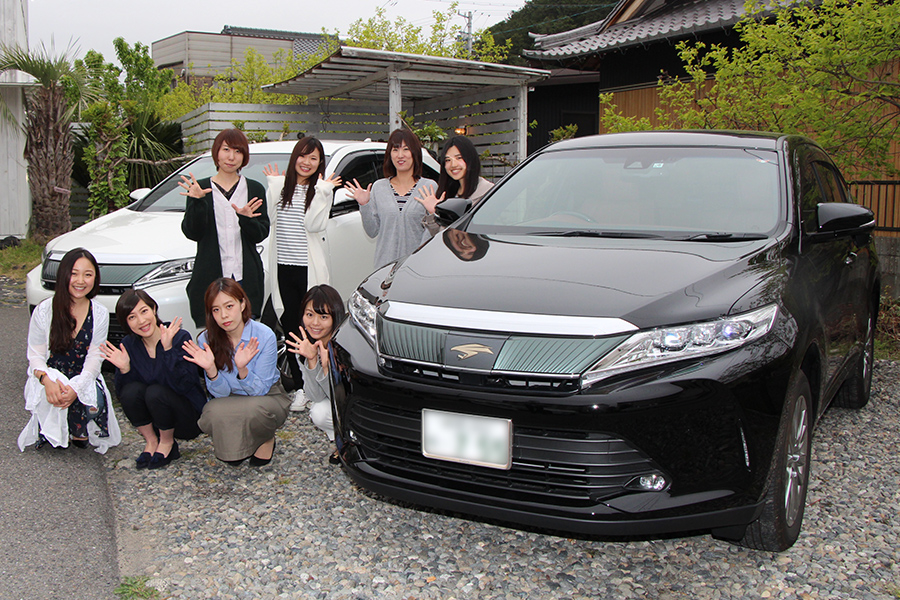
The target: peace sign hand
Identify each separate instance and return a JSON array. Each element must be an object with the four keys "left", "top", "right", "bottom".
[{"left": 178, "top": 172, "right": 212, "bottom": 198}]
